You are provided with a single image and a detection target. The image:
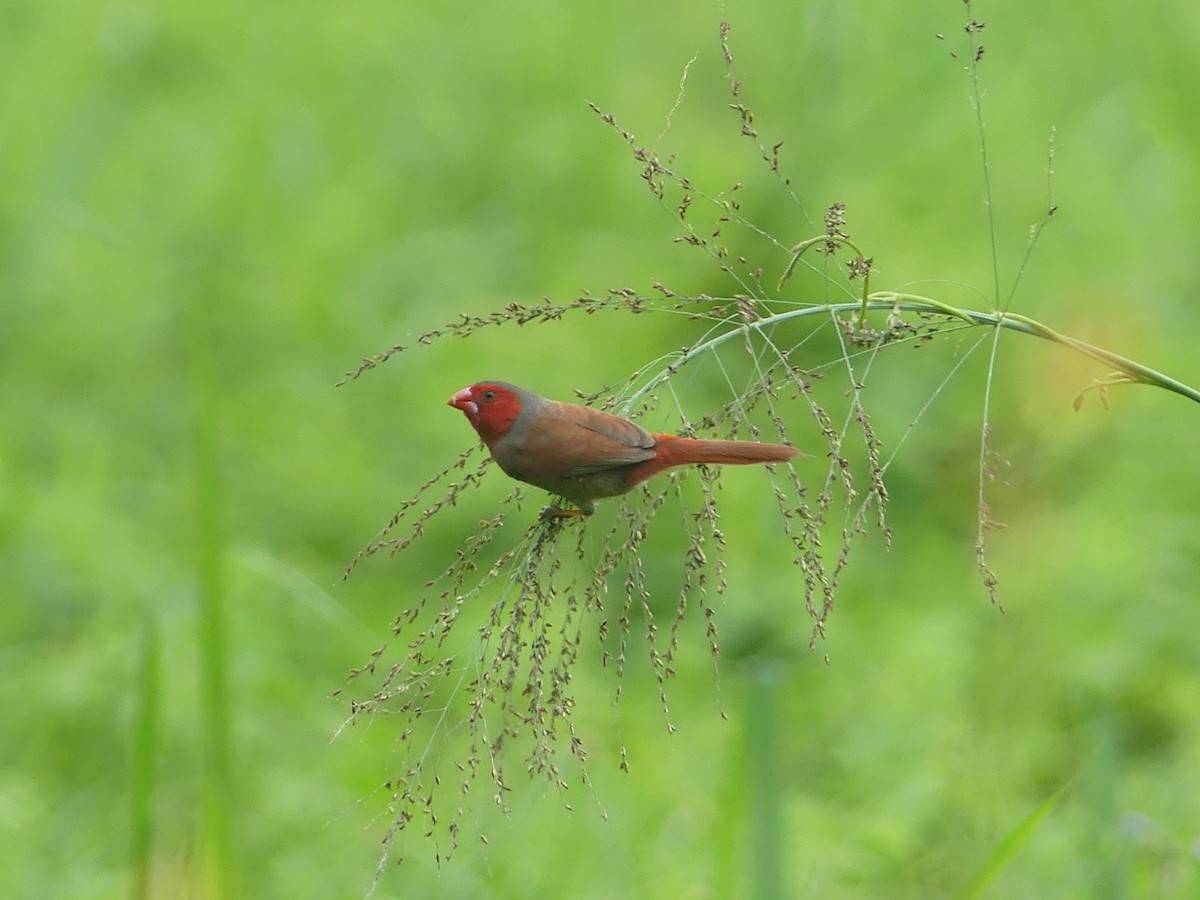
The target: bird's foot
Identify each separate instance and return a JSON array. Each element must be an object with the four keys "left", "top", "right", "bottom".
[{"left": 539, "top": 506, "right": 589, "bottom": 523}]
